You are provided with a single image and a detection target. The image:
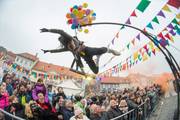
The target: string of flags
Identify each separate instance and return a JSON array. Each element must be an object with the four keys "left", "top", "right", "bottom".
[
  {"left": 99, "top": 14, "right": 179, "bottom": 77},
  {"left": 102, "top": 0, "right": 152, "bottom": 68}
]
